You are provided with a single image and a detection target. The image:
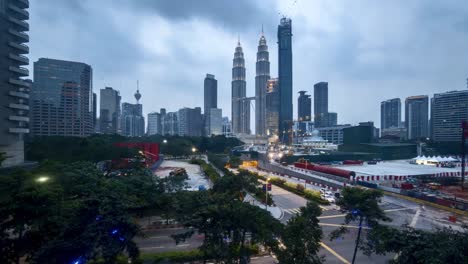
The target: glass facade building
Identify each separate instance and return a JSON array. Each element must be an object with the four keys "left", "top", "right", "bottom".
[{"left": 277, "top": 18, "right": 293, "bottom": 143}]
